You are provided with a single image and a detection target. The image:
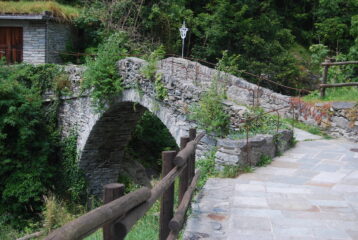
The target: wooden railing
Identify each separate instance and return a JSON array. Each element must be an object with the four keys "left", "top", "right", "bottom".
[
  {"left": 319, "top": 59, "right": 358, "bottom": 97},
  {"left": 45, "top": 128, "right": 204, "bottom": 240}
]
